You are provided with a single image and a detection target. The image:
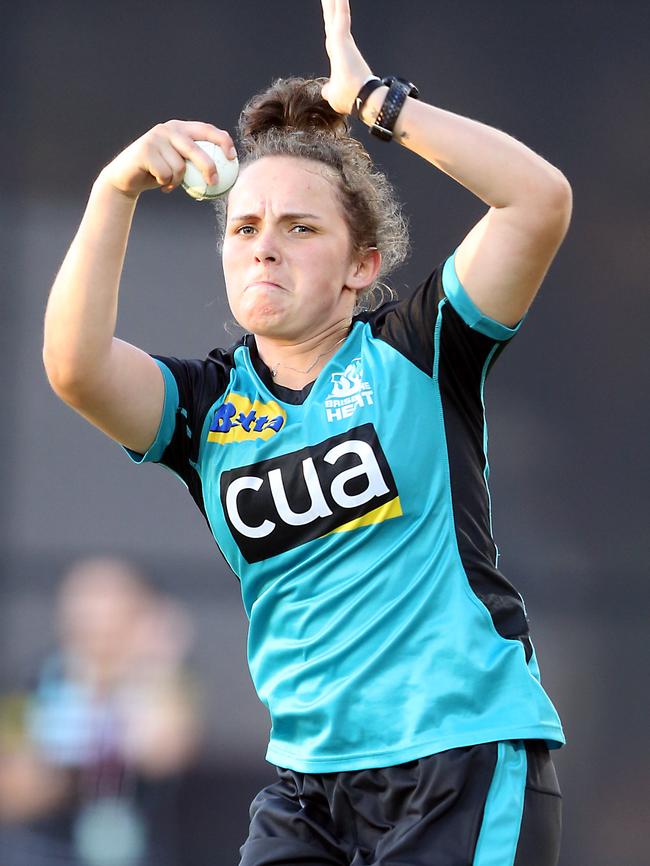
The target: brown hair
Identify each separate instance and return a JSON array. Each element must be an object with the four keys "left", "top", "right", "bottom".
[{"left": 214, "top": 77, "right": 410, "bottom": 311}]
